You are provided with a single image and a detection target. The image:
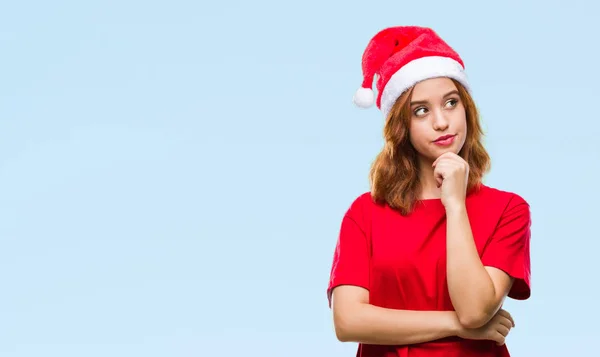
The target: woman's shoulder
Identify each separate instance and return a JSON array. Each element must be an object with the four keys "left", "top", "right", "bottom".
[
  {"left": 342, "top": 191, "right": 386, "bottom": 218},
  {"left": 475, "top": 183, "right": 530, "bottom": 210},
  {"left": 345, "top": 191, "right": 377, "bottom": 211}
]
